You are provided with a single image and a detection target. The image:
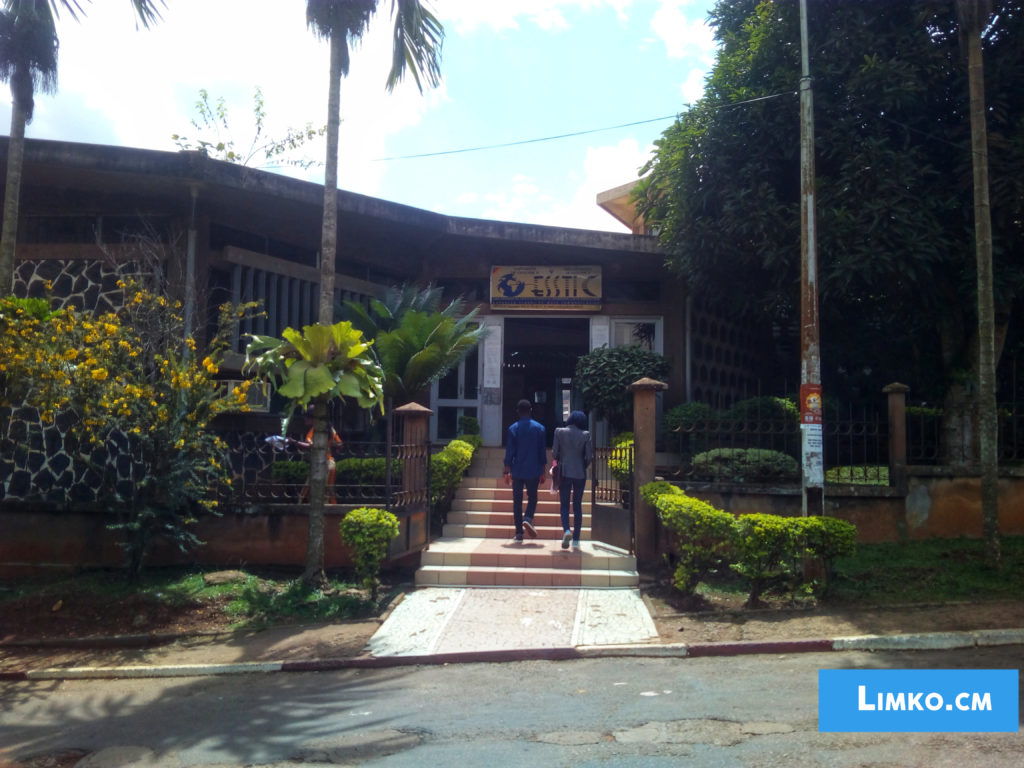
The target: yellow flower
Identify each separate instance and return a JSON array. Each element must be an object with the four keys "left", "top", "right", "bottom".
[{"left": 91, "top": 368, "right": 108, "bottom": 381}]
